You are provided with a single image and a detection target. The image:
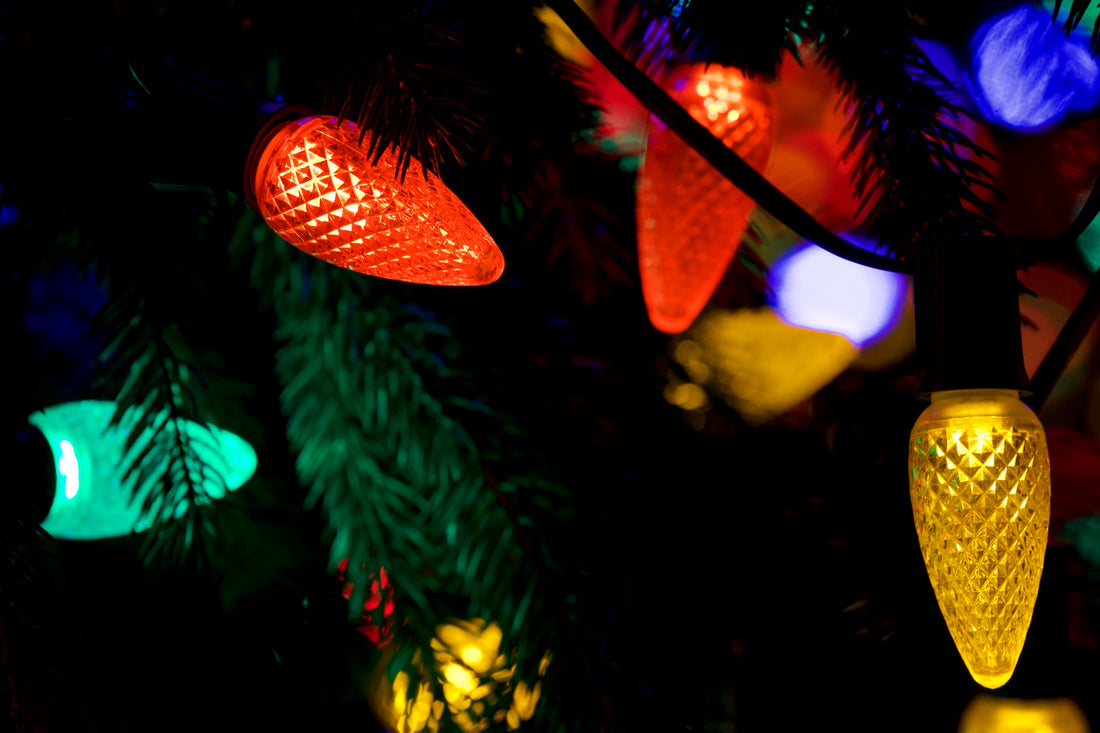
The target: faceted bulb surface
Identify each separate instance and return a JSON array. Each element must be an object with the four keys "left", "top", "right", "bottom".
[
  {"left": 636, "top": 65, "right": 775, "bottom": 333},
  {"left": 255, "top": 116, "right": 504, "bottom": 286},
  {"left": 908, "top": 389, "right": 1050, "bottom": 688}
]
